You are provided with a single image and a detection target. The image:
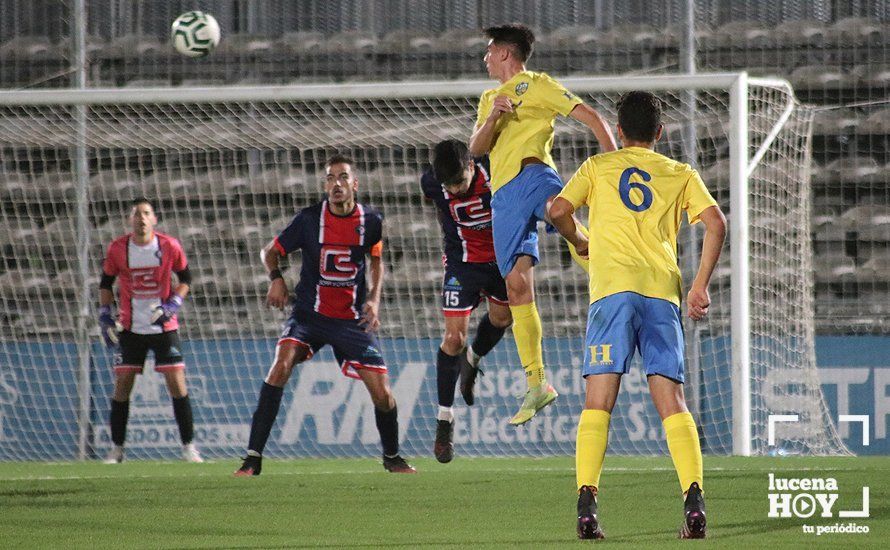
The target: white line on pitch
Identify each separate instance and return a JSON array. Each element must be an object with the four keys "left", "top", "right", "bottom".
[{"left": 0, "top": 464, "right": 869, "bottom": 482}]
